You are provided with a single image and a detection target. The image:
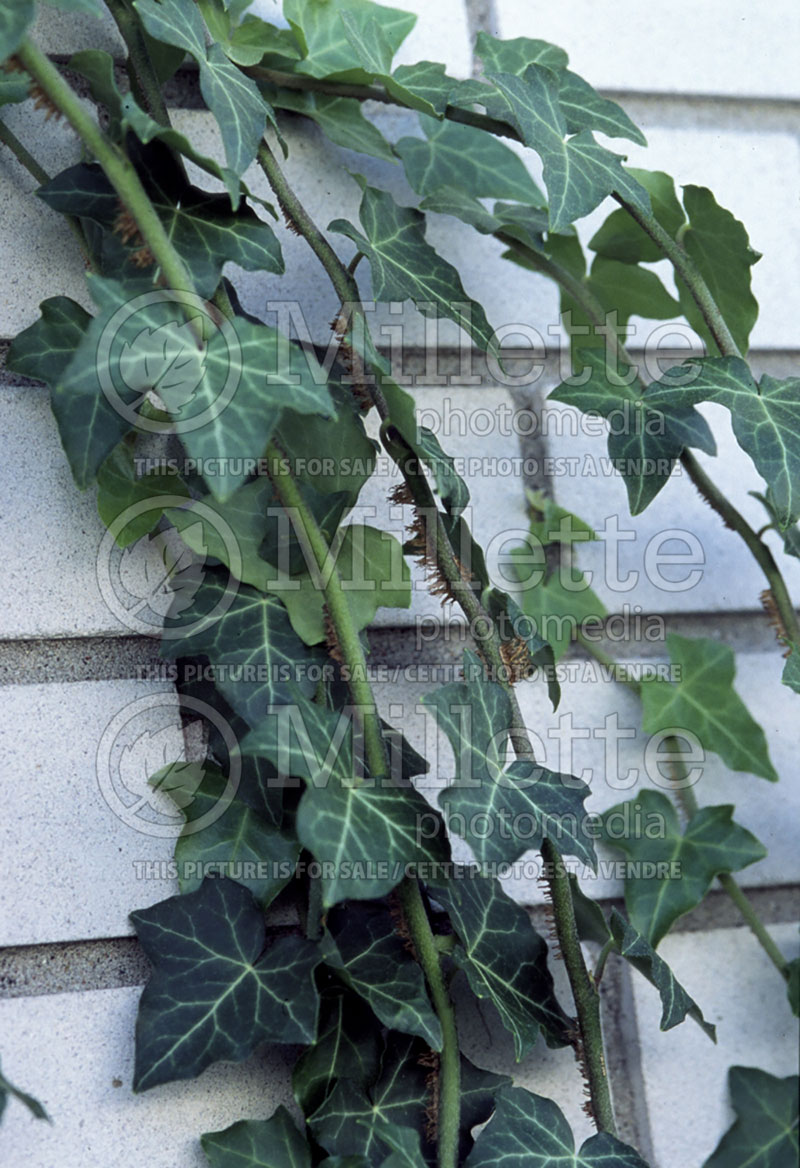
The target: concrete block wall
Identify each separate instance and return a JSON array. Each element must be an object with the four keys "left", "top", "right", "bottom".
[{"left": 1, "top": 2, "right": 798, "bottom": 1164}]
